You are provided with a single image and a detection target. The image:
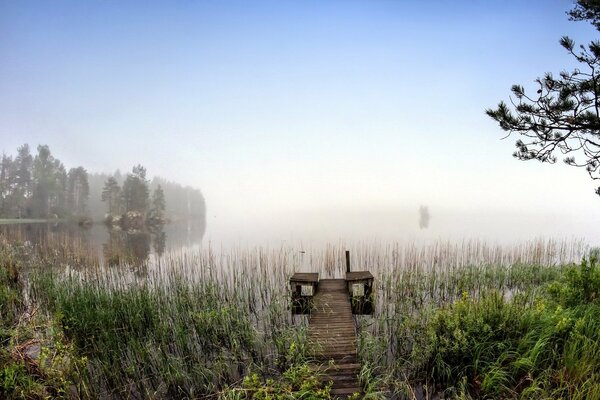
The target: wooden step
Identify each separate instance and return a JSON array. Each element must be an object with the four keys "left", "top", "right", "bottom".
[{"left": 330, "top": 387, "right": 362, "bottom": 396}]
